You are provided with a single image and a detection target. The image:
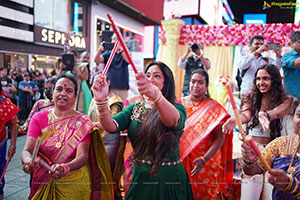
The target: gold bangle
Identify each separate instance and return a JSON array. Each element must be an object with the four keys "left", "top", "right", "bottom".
[
  {"left": 291, "top": 177, "right": 299, "bottom": 194},
  {"left": 153, "top": 90, "right": 162, "bottom": 104},
  {"left": 243, "top": 156, "right": 258, "bottom": 163},
  {"left": 283, "top": 174, "right": 293, "bottom": 191},
  {"left": 149, "top": 85, "right": 160, "bottom": 102},
  {"left": 295, "top": 190, "right": 300, "bottom": 197},
  {"left": 95, "top": 98, "right": 108, "bottom": 104}
]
